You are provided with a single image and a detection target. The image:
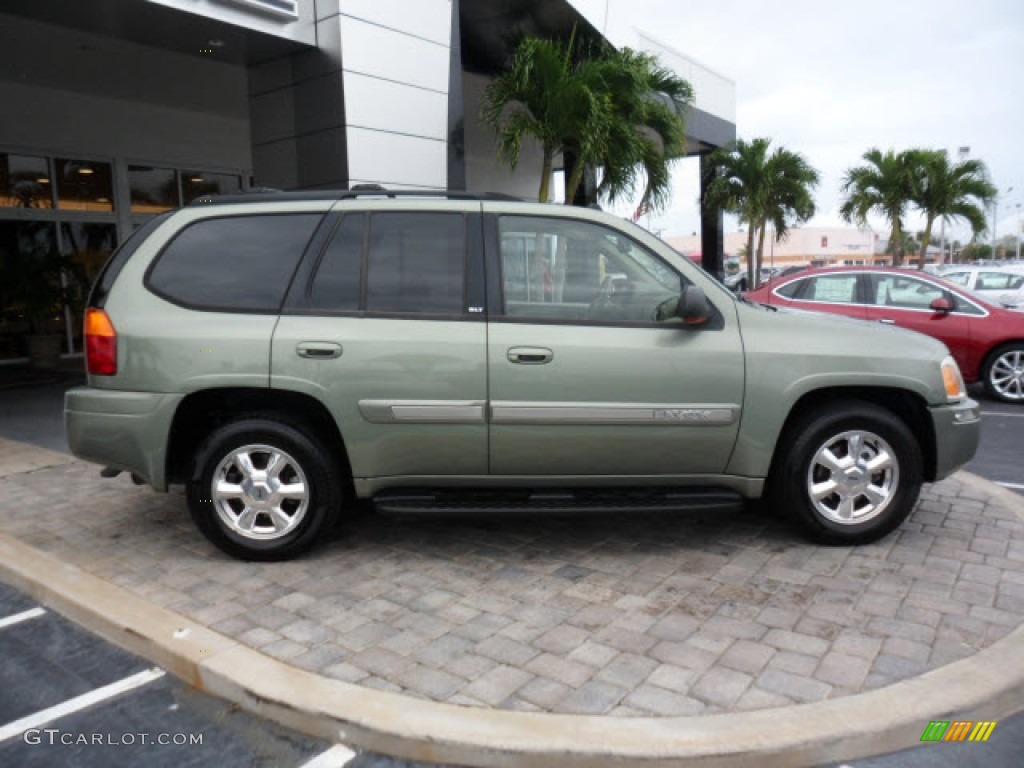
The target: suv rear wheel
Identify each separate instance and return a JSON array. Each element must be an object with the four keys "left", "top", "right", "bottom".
[
  {"left": 771, "top": 401, "right": 922, "bottom": 544},
  {"left": 187, "top": 418, "right": 342, "bottom": 560}
]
